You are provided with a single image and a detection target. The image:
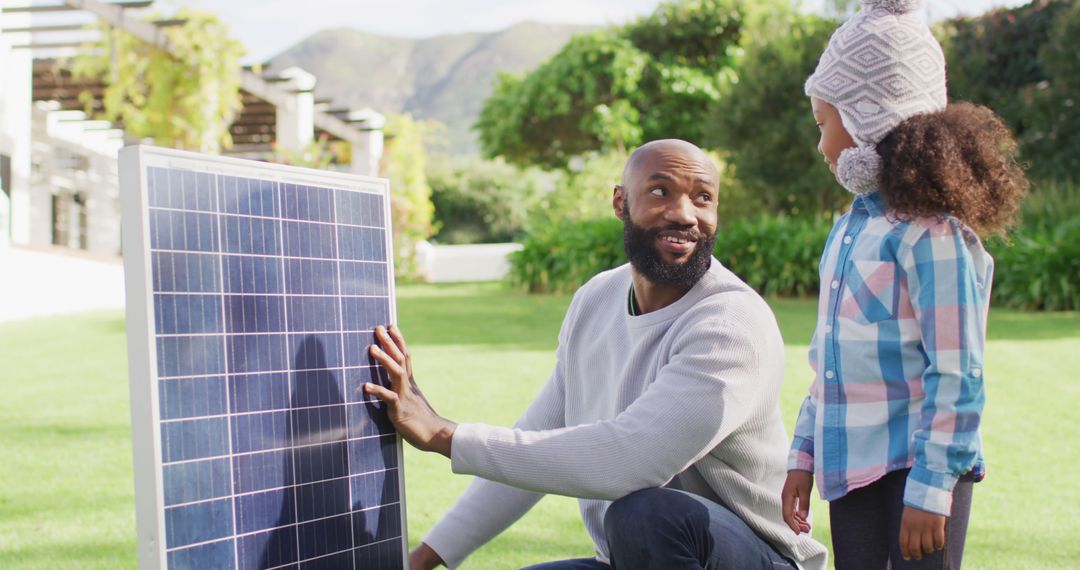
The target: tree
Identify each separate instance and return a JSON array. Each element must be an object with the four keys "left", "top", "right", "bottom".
[
  {"left": 381, "top": 113, "right": 438, "bottom": 279},
  {"left": 706, "top": 13, "right": 844, "bottom": 215},
  {"left": 942, "top": 0, "right": 1080, "bottom": 181},
  {"left": 72, "top": 9, "right": 244, "bottom": 153},
  {"left": 476, "top": 0, "right": 773, "bottom": 169},
  {"left": 476, "top": 31, "right": 647, "bottom": 169}
]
